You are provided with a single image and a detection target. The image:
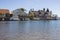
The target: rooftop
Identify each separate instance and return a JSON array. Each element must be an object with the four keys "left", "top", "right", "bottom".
[{"left": 0, "top": 9, "right": 10, "bottom": 14}]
